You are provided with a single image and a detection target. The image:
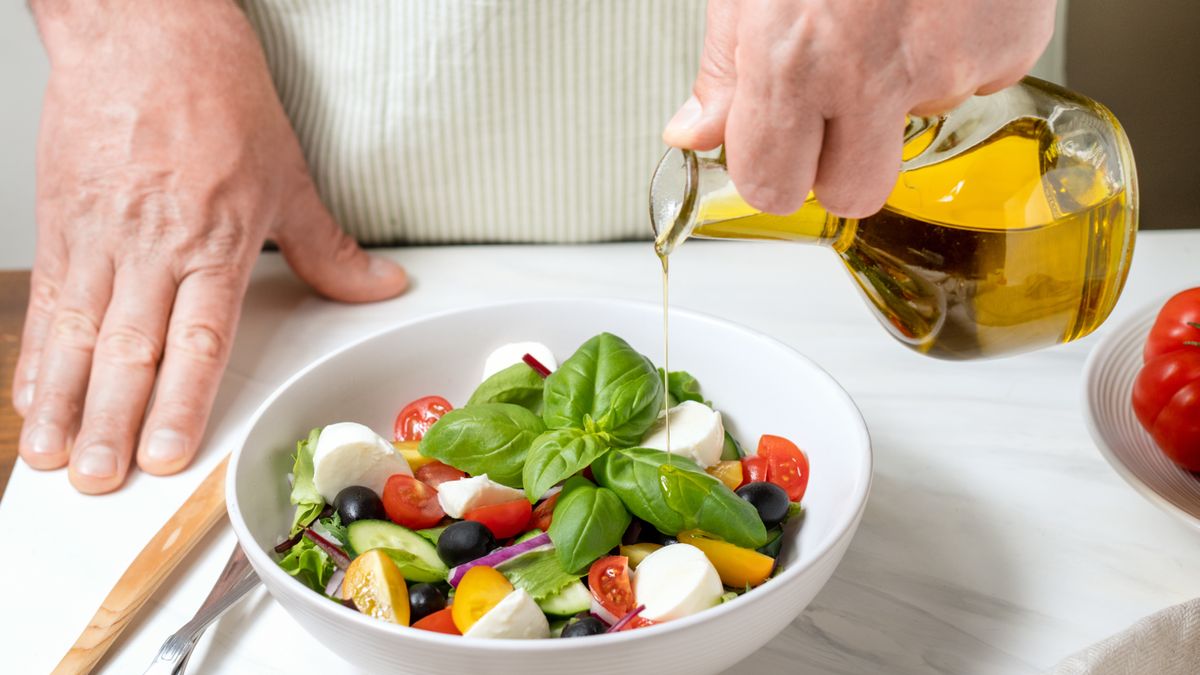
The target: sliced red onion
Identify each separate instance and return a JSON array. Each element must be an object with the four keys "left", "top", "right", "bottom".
[
  {"left": 607, "top": 605, "right": 647, "bottom": 633},
  {"left": 539, "top": 484, "right": 564, "bottom": 501},
  {"left": 324, "top": 568, "right": 346, "bottom": 597},
  {"left": 589, "top": 598, "right": 619, "bottom": 625},
  {"left": 522, "top": 353, "right": 552, "bottom": 378},
  {"left": 304, "top": 529, "right": 352, "bottom": 569},
  {"left": 447, "top": 532, "right": 551, "bottom": 586},
  {"left": 274, "top": 531, "right": 304, "bottom": 554}
]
